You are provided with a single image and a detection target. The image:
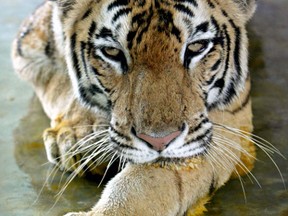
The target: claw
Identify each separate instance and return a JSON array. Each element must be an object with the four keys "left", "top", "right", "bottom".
[{"left": 43, "top": 129, "right": 59, "bottom": 164}]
